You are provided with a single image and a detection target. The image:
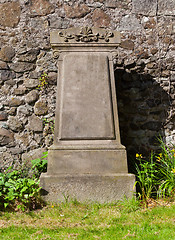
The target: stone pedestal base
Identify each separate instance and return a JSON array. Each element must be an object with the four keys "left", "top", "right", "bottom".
[
  {"left": 40, "top": 147, "right": 135, "bottom": 203},
  {"left": 46, "top": 146, "right": 128, "bottom": 174},
  {"left": 40, "top": 173, "right": 135, "bottom": 203}
]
